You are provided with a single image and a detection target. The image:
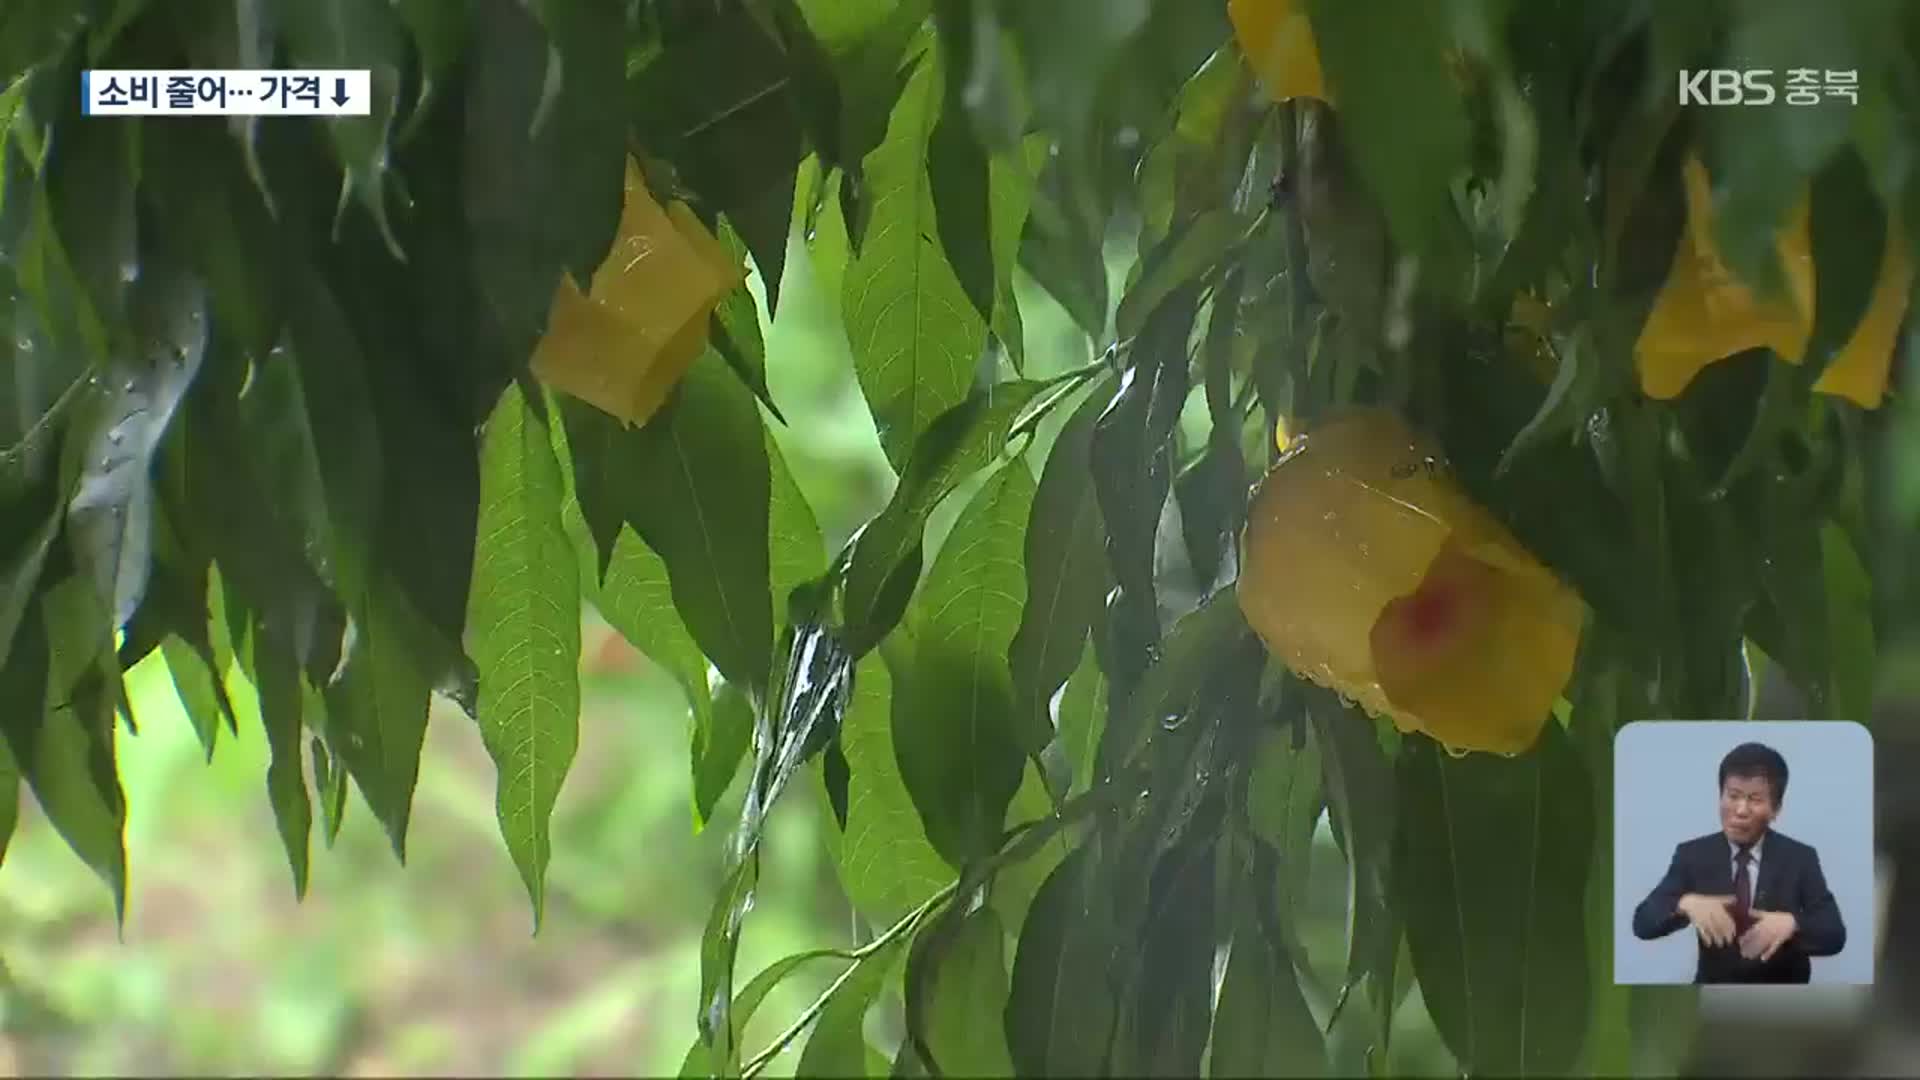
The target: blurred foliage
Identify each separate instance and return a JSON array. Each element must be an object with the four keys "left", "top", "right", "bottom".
[{"left": 3, "top": 0, "right": 1920, "bottom": 1078}]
